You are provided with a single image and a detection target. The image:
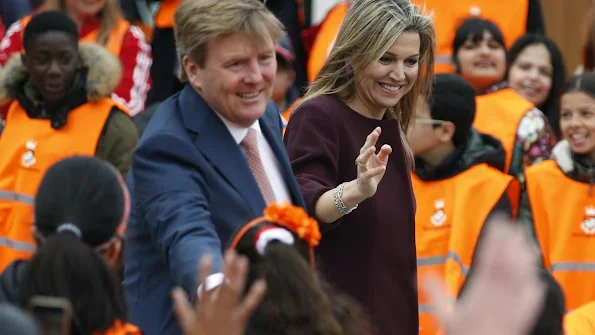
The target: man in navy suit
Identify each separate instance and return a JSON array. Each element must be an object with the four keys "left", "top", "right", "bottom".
[{"left": 122, "top": 1, "right": 305, "bottom": 334}]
